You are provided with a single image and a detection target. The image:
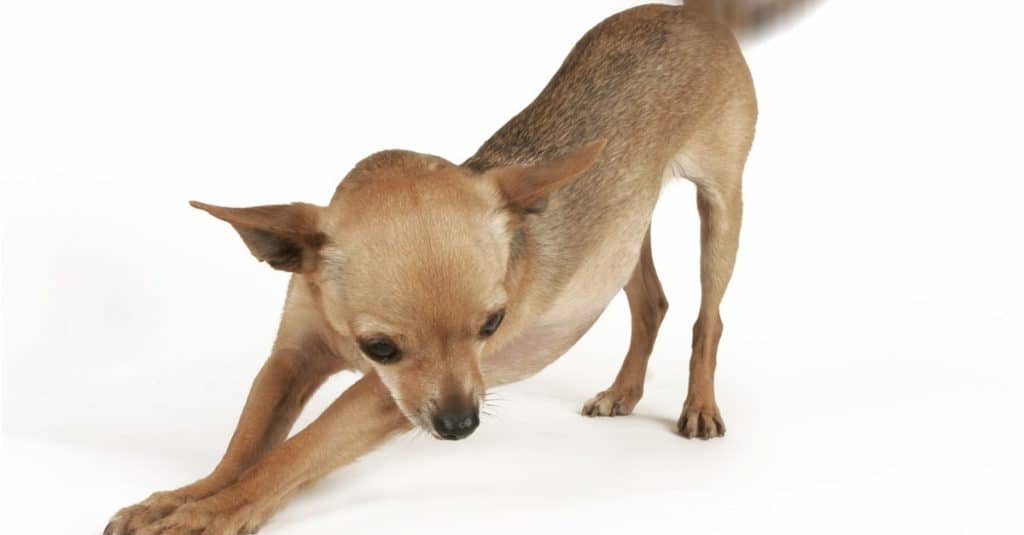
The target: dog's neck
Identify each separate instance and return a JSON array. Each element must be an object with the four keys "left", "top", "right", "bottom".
[{"left": 460, "top": 153, "right": 581, "bottom": 327}]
